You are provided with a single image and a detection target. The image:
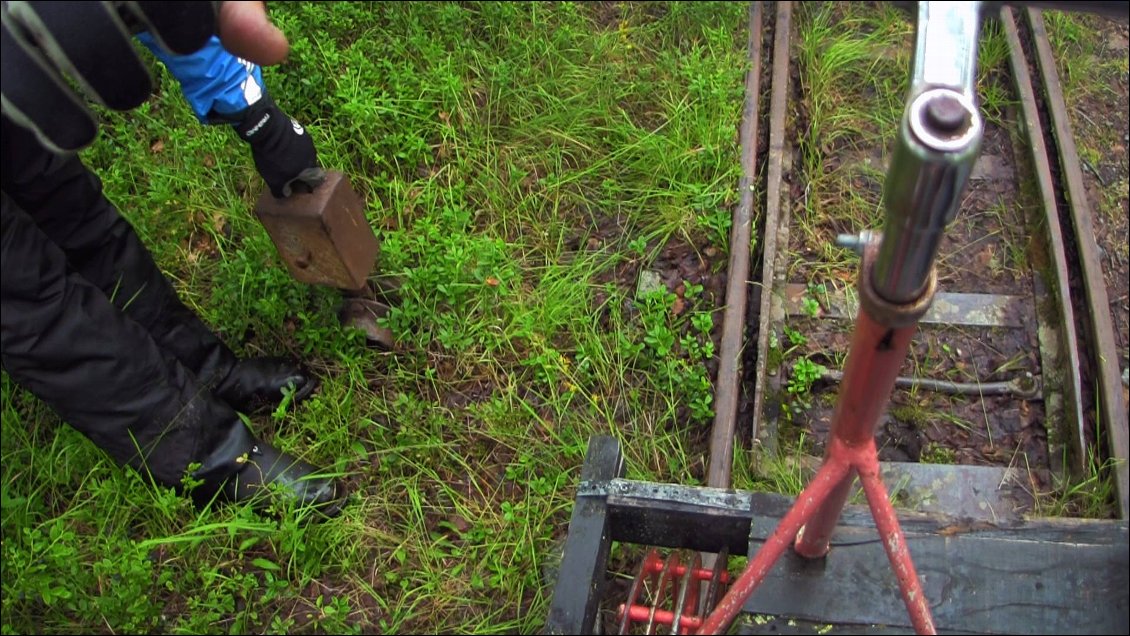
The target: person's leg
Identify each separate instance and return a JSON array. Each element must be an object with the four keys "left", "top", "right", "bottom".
[
  {"left": 0, "top": 118, "right": 314, "bottom": 413},
  {"left": 0, "top": 192, "right": 343, "bottom": 515},
  {"left": 1, "top": 189, "right": 244, "bottom": 489}
]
